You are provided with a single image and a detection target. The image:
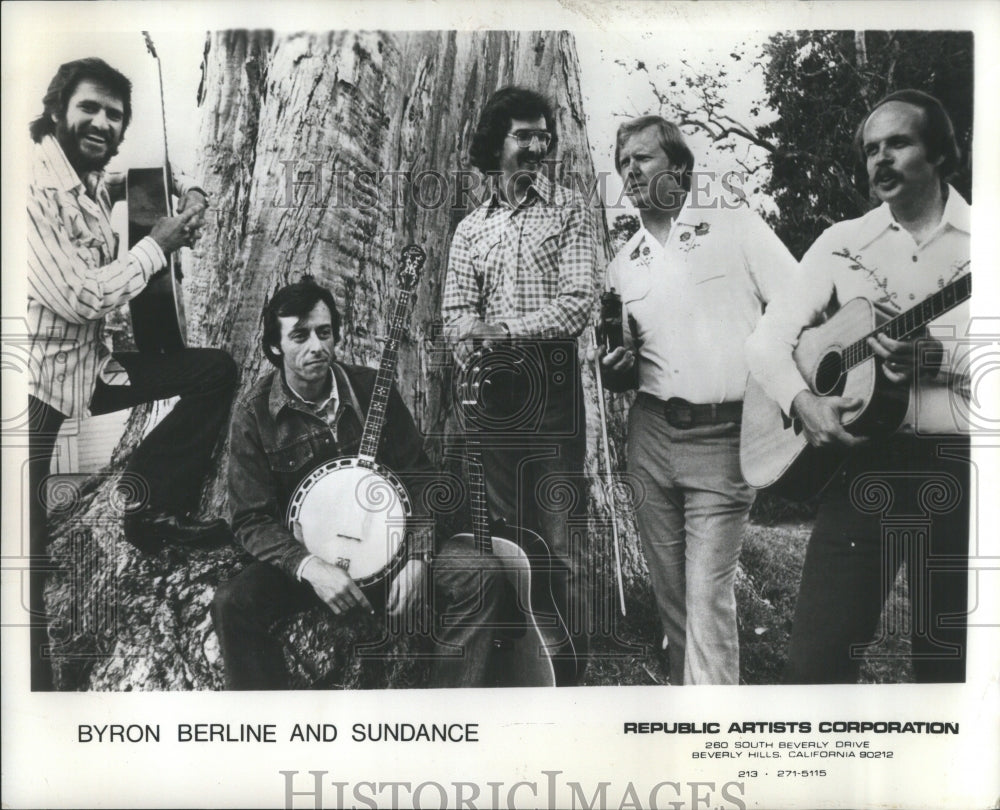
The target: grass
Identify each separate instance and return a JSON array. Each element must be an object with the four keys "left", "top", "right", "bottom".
[{"left": 583, "top": 518, "right": 912, "bottom": 686}]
